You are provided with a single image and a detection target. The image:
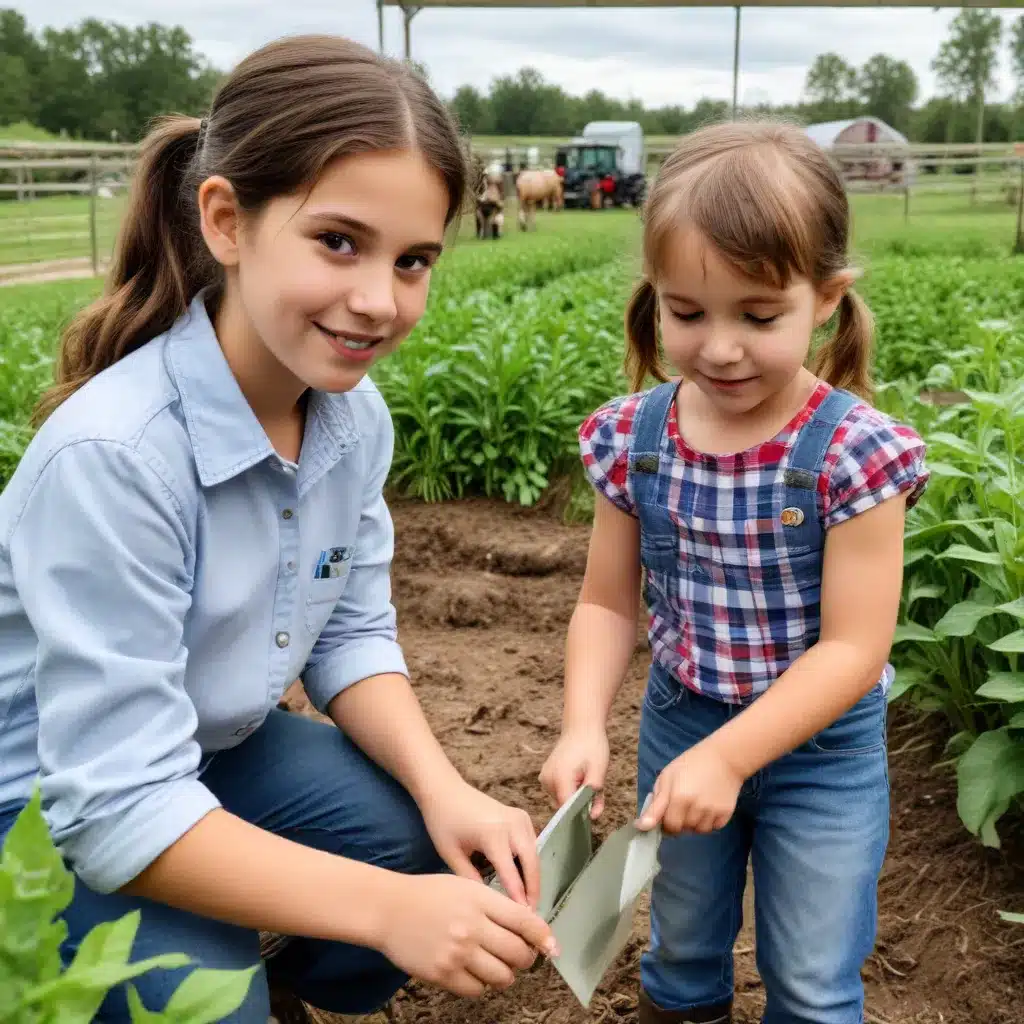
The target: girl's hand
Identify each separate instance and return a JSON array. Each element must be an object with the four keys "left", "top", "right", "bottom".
[
  {"left": 378, "top": 872, "right": 558, "bottom": 998},
  {"left": 538, "top": 726, "right": 610, "bottom": 819},
  {"left": 636, "top": 742, "right": 745, "bottom": 835},
  {"left": 419, "top": 781, "right": 542, "bottom": 910}
]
